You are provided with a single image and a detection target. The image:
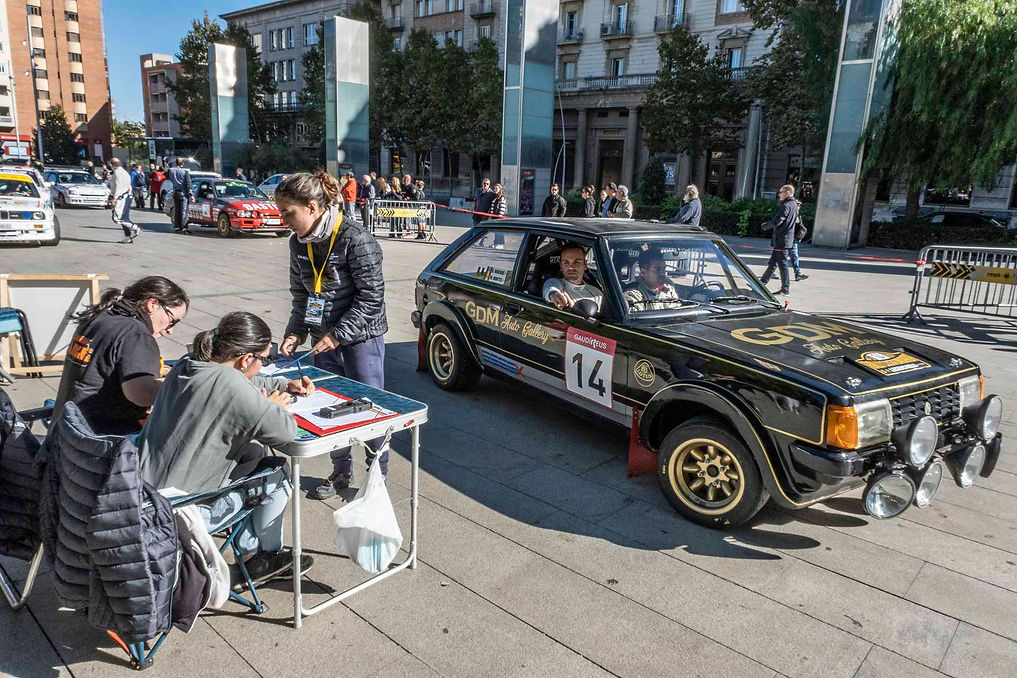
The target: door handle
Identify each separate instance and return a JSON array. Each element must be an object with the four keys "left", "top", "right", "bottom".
[{"left": 504, "top": 302, "right": 522, "bottom": 316}]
